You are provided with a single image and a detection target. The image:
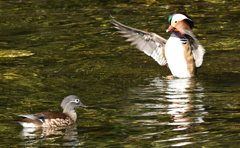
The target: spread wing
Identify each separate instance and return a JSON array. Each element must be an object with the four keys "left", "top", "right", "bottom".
[
  {"left": 184, "top": 30, "right": 205, "bottom": 67},
  {"left": 111, "top": 16, "right": 168, "bottom": 66}
]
